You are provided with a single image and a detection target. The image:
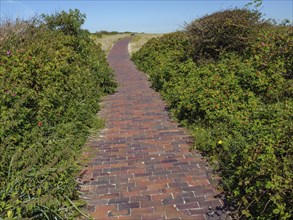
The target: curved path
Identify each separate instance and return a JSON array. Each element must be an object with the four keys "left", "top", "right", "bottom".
[{"left": 80, "top": 38, "right": 223, "bottom": 220}]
